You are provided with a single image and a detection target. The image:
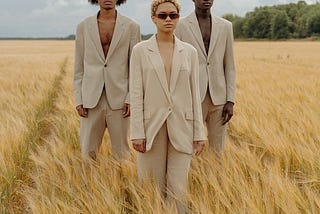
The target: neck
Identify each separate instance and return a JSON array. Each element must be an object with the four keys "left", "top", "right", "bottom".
[
  {"left": 156, "top": 31, "right": 174, "bottom": 43},
  {"left": 99, "top": 8, "right": 116, "bottom": 20},
  {"left": 195, "top": 8, "right": 211, "bottom": 19}
]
